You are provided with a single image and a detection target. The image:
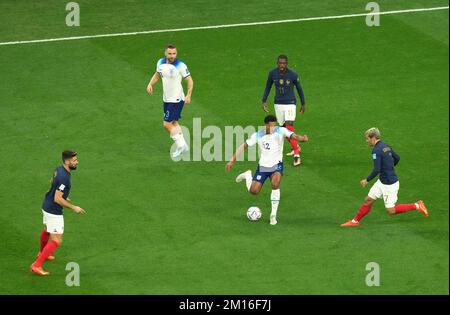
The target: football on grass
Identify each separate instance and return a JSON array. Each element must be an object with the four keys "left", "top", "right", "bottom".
[{"left": 247, "top": 206, "right": 262, "bottom": 221}]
